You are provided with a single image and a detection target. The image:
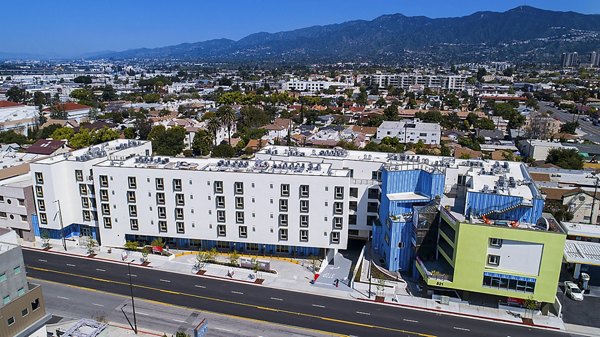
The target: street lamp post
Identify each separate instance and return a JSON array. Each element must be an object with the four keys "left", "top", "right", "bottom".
[
  {"left": 590, "top": 175, "right": 598, "bottom": 224},
  {"left": 127, "top": 260, "right": 138, "bottom": 334},
  {"left": 53, "top": 200, "right": 67, "bottom": 251}
]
